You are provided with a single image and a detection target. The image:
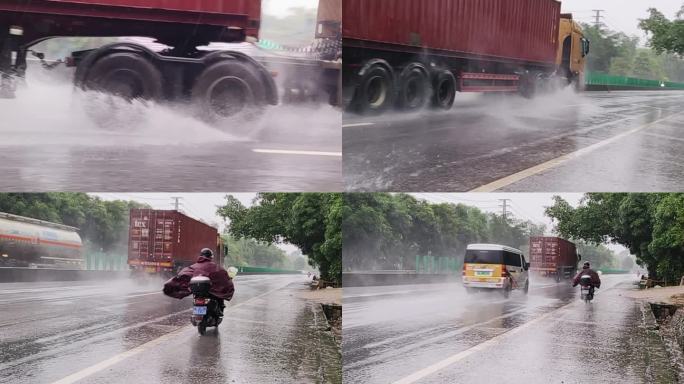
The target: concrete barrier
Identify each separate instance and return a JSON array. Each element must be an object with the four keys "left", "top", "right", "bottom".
[
  {"left": 343, "top": 271, "right": 458, "bottom": 287},
  {"left": 0, "top": 267, "right": 302, "bottom": 283},
  {"left": 0, "top": 267, "right": 130, "bottom": 282}
]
